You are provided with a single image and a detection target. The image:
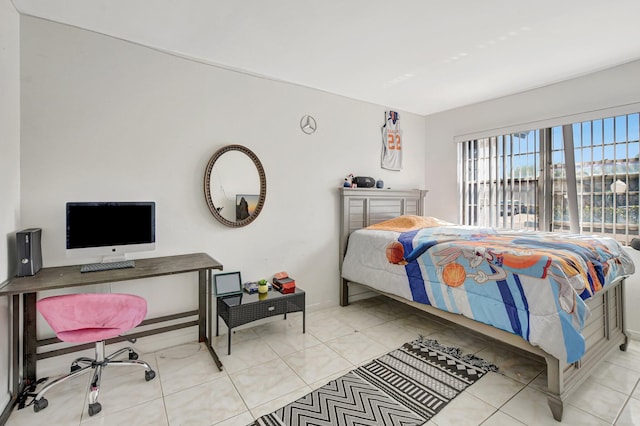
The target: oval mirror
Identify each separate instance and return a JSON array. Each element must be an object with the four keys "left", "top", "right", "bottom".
[{"left": 204, "top": 145, "right": 266, "bottom": 227}]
